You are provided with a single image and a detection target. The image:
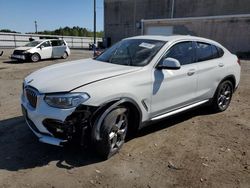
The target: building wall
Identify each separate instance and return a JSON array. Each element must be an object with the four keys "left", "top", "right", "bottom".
[
  {"left": 104, "top": 0, "right": 172, "bottom": 44},
  {"left": 104, "top": 0, "right": 250, "bottom": 53},
  {"left": 143, "top": 16, "right": 250, "bottom": 53},
  {"left": 174, "top": 0, "right": 250, "bottom": 17}
]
